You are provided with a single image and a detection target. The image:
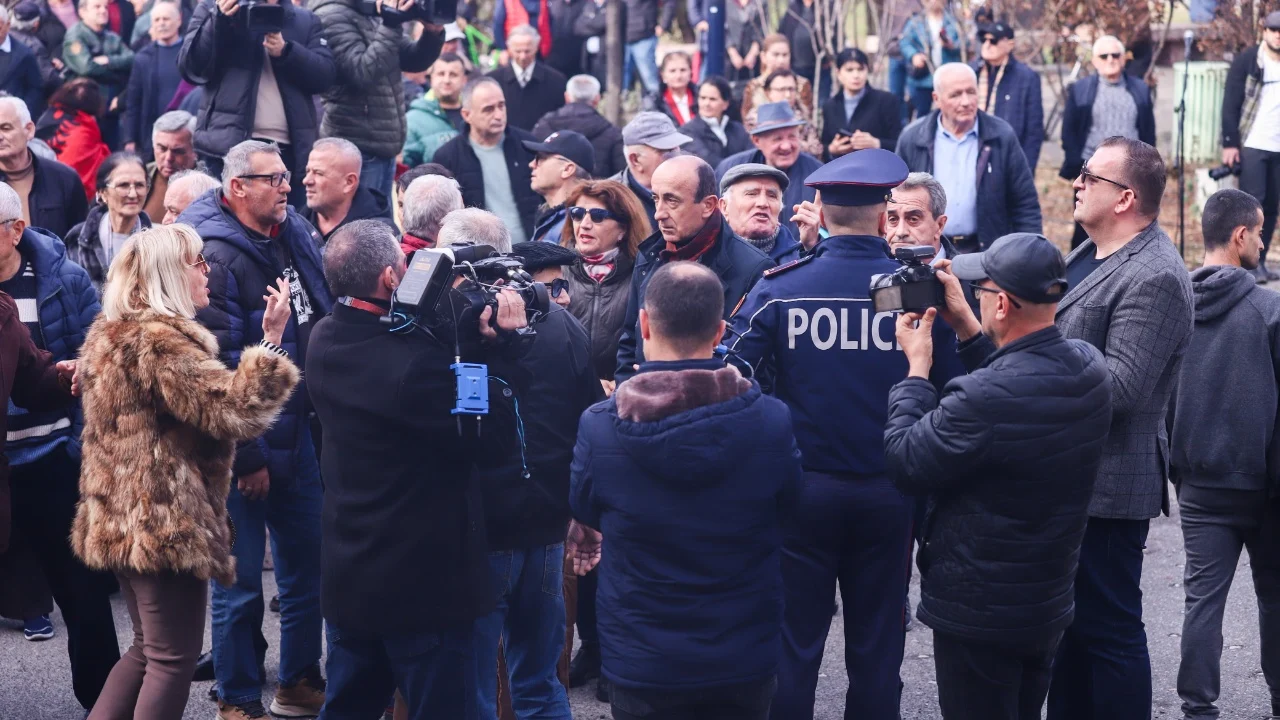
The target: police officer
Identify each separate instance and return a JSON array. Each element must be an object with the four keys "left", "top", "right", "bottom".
[{"left": 726, "top": 148, "right": 965, "bottom": 719}]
